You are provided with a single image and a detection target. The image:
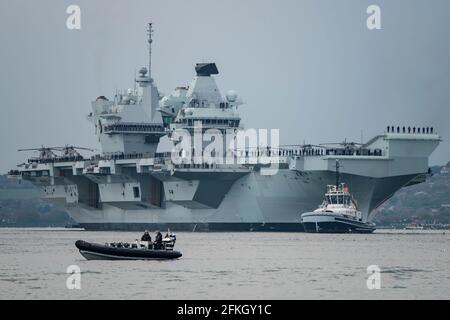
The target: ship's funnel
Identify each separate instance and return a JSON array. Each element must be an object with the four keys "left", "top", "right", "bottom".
[{"left": 195, "top": 63, "right": 219, "bottom": 76}]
